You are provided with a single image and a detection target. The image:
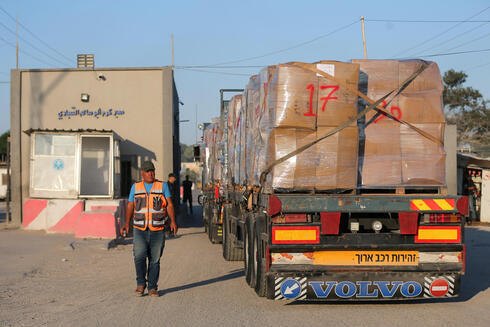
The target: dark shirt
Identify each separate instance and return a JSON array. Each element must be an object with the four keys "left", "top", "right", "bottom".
[
  {"left": 167, "top": 181, "right": 178, "bottom": 204},
  {"left": 183, "top": 180, "right": 193, "bottom": 198}
]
